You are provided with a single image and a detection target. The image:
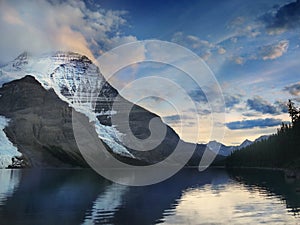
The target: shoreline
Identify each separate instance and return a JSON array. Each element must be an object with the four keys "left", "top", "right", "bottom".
[
  {"left": 215, "top": 166, "right": 300, "bottom": 179},
  {"left": 184, "top": 166, "right": 300, "bottom": 173}
]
